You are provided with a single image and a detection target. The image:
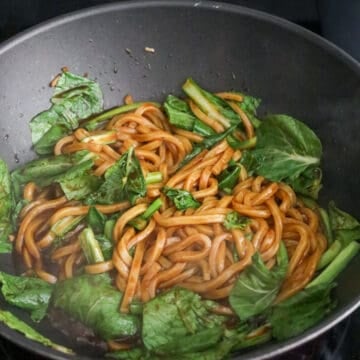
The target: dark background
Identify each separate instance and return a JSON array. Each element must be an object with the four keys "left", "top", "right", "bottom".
[
  {"left": 0, "top": 0, "right": 359, "bottom": 359},
  {"left": 0, "top": 0, "right": 359, "bottom": 60}
]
